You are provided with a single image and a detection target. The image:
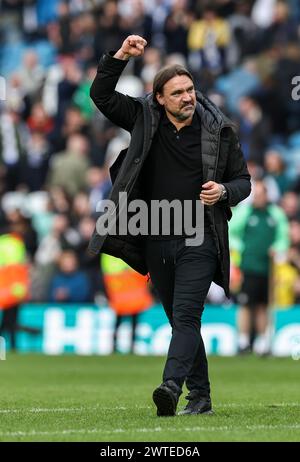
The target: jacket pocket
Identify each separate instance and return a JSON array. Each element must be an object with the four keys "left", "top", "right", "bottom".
[{"left": 215, "top": 202, "right": 232, "bottom": 221}]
